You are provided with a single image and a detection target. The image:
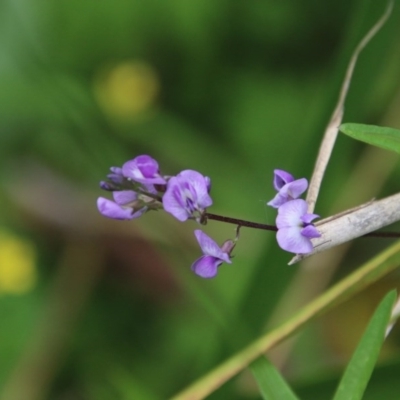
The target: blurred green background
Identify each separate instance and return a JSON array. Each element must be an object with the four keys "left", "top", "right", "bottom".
[{"left": 1, "top": 0, "right": 400, "bottom": 399}]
